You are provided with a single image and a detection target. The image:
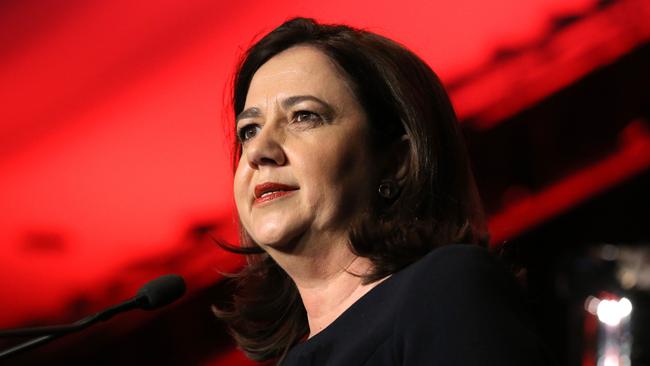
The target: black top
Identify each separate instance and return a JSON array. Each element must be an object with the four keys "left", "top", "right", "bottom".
[{"left": 281, "top": 245, "right": 554, "bottom": 365}]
